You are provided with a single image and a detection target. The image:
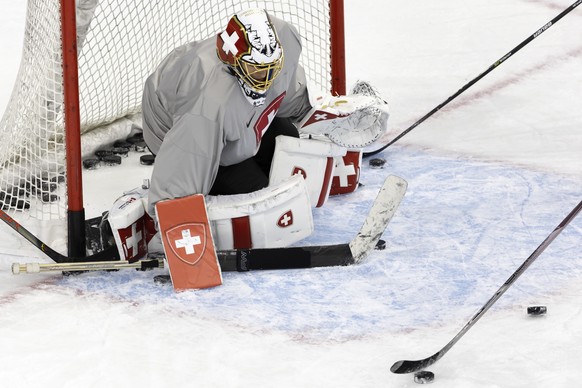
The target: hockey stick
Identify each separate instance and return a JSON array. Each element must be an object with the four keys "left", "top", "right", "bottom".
[
  {"left": 0, "top": 208, "right": 118, "bottom": 263},
  {"left": 364, "top": 0, "right": 582, "bottom": 158},
  {"left": 12, "top": 175, "right": 408, "bottom": 274},
  {"left": 391, "top": 198, "right": 582, "bottom": 374}
]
